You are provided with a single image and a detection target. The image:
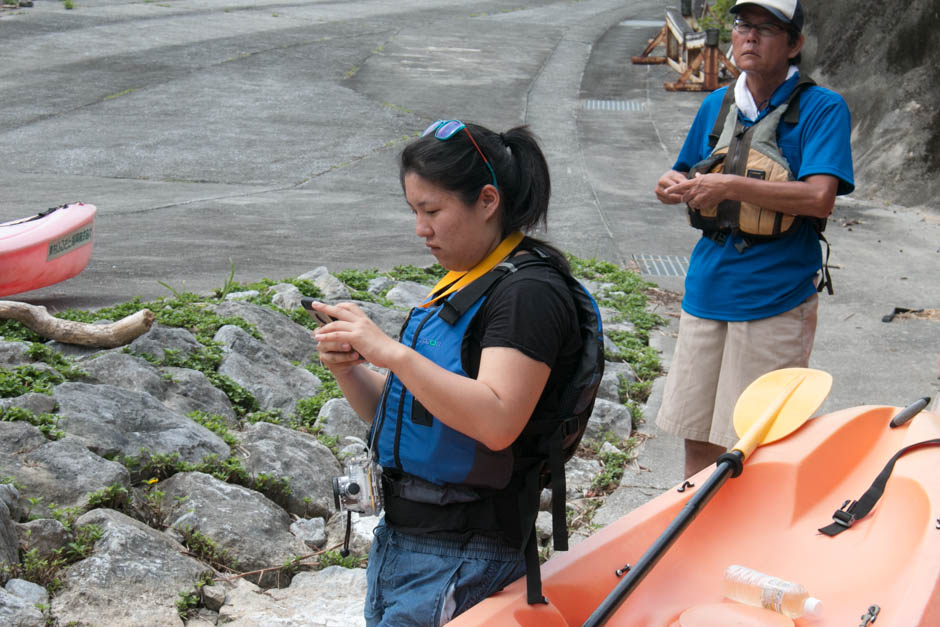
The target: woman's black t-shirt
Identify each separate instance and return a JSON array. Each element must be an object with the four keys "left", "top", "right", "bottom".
[{"left": 462, "top": 256, "right": 583, "bottom": 438}]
